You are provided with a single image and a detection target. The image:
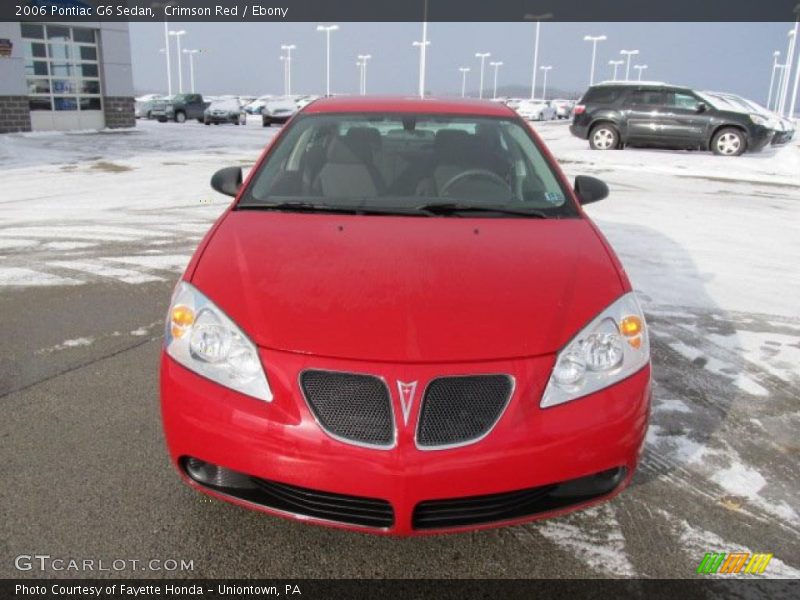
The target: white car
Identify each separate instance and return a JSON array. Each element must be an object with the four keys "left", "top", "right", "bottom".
[
  {"left": 550, "top": 98, "right": 574, "bottom": 119},
  {"left": 261, "top": 98, "right": 298, "bottom": 127},
  {"left": 515, "top": 99, "right": 557, "bottom": 121}
]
